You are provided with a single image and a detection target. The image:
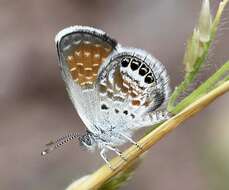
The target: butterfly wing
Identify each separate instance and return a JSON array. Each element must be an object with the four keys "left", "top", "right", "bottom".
[
  {"left": 55, "top": 26, "right": 117, "bottom": 130},
  {"left": 96, "top": 47, "right": 170, "bottom": 130}
]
